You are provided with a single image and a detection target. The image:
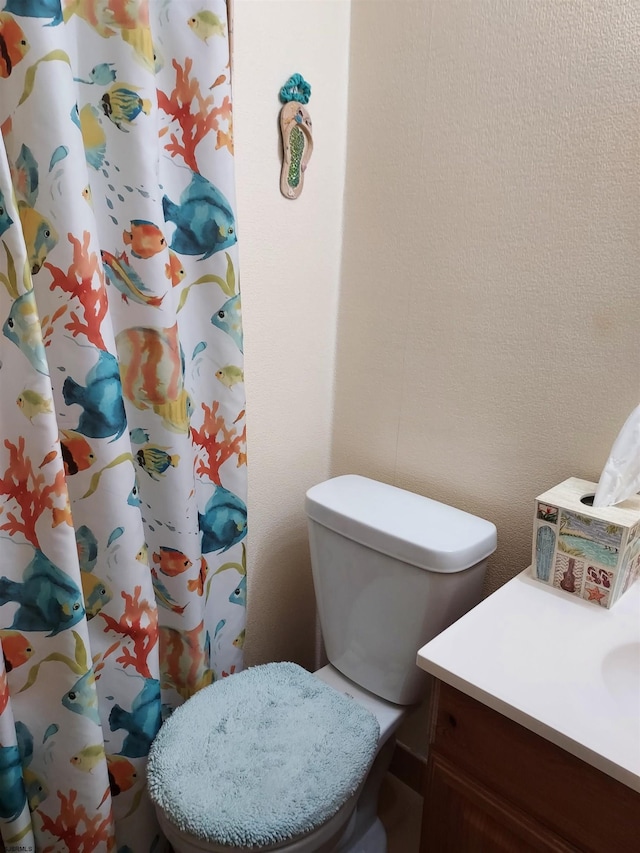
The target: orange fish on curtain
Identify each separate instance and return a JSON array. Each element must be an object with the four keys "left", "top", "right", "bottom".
[
  {"left": 159, "top": 621, "right": 213, "bottom": 701},
  {"left": 116, "top": 324, "right": 193, "bottom": 434},
  {"left": 122, "top": 220, "right": 166, "bottom": 259},
  {"left": 0, "top": 630, "right": 34, "bottom": 672},
  {"left": 0, "top": 13, "right": 30, "bottom": 78}
]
